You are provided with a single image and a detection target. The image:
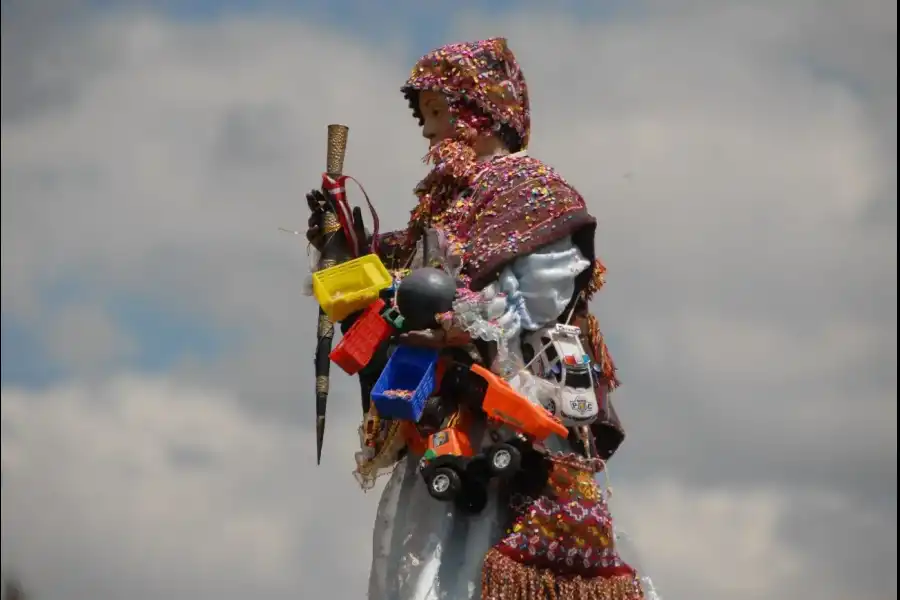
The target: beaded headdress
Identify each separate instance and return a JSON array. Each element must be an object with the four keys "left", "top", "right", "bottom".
[
  {"left": 401, "top": 38, "right": 531, "bottom": 239},
  {"left": 402, "top": 36, "right": 530, "bottom": 148}
]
